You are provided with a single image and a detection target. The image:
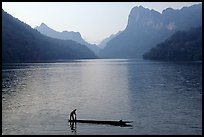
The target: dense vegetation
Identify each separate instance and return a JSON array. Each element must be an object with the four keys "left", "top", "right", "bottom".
[
  {"left": 2, "top": 10, "right": 97, "bottom": 63},
  {"left": 143, "top": 27, "right": 202, "bottom": 61}
]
